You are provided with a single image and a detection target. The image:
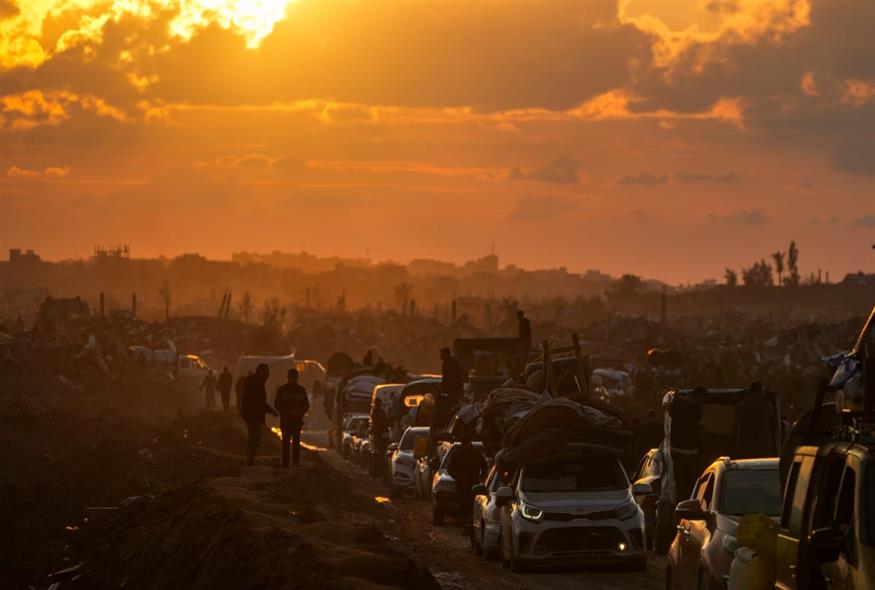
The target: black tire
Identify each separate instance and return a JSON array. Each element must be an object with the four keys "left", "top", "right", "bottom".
[
  {"left": 627, "top": 556, "right": 647, "bottom": 573},
  {"left": 432, "top": 503, "right": 444, "bottom": 526},
  {"left": 472, "top": 526, "right": 483, "bottom": 556},
  {"left": 654, "top": 524, "right": 674, "bottom": 555}
]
